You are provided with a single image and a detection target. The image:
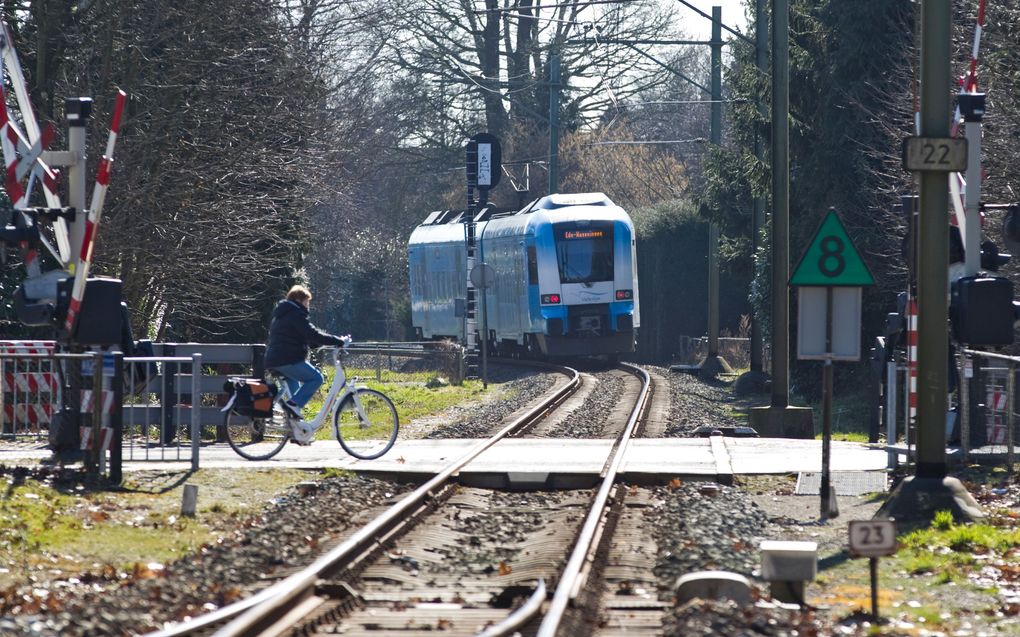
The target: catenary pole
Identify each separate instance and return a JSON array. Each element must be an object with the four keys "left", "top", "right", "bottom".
[
  {"left": 770, "top": 0, "right": 789, "bottom": 407},
  {"left": 707, "top": 6, "right": 722, "bottom": 361},
  {"left": 751, "top": 0, "right": 767, "bottom": 373},
  {"left": 915, "top": 0, "right": 950, "bottom": 478}
]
